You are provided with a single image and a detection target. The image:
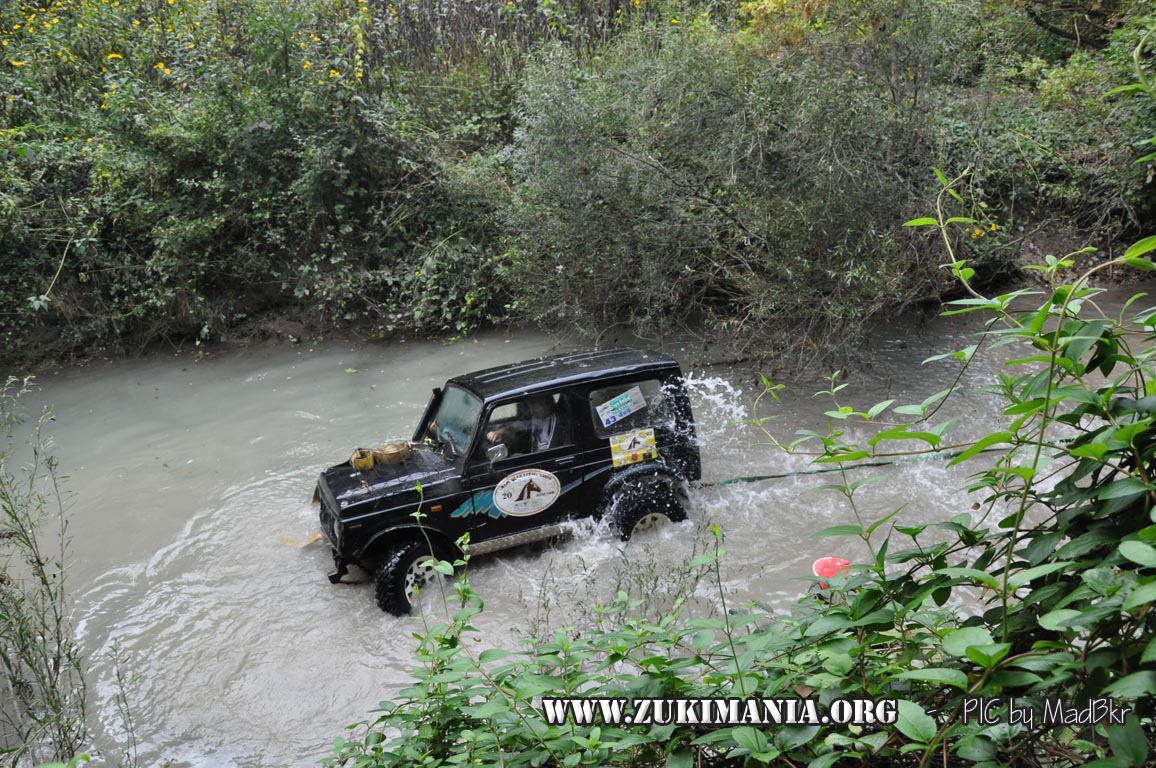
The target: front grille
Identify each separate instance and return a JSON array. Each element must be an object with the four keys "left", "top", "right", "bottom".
[{"left": 316, "top": 483, "right": 339, "bottom": 546}]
